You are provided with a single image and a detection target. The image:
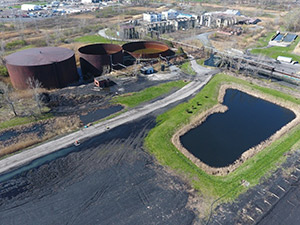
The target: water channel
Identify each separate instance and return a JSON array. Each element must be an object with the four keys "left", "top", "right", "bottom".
[{"left": 180, "top": 89, "right": 296, "bottom": 168}]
